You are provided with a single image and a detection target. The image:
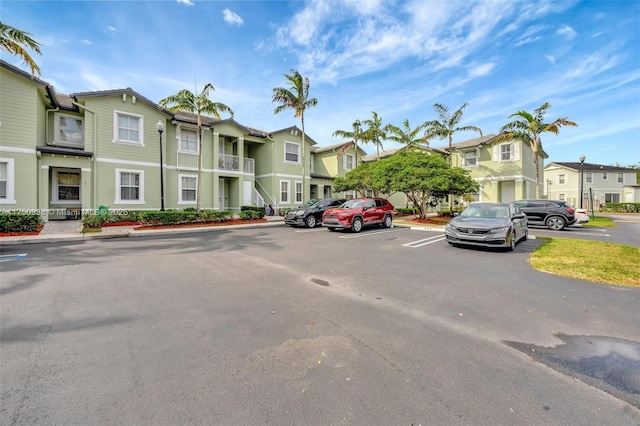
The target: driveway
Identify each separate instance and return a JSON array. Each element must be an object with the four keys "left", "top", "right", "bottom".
[{"left": 1, "top": 226, "right": 638, "bottom": 424}]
